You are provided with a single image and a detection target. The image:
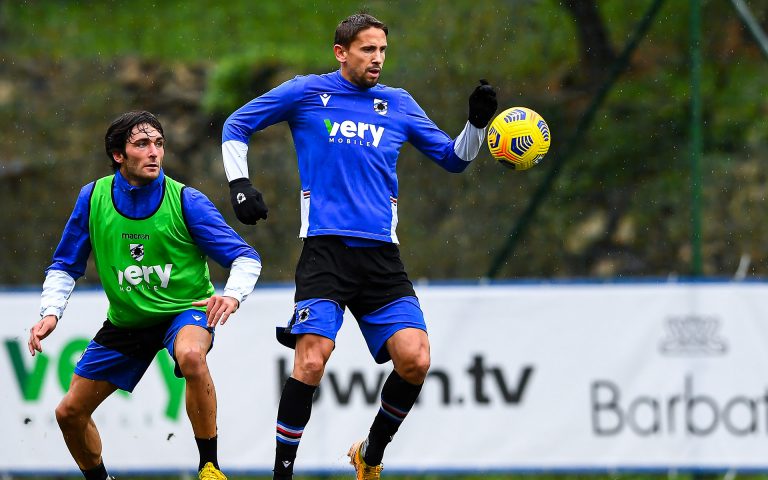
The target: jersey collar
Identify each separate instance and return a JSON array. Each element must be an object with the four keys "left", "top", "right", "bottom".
[
  {"left": 334, "top": 69, "right": 383, "bottom": 92},
  {"left": 114, "top": 169, "right": 165, "bottom": 194}
]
